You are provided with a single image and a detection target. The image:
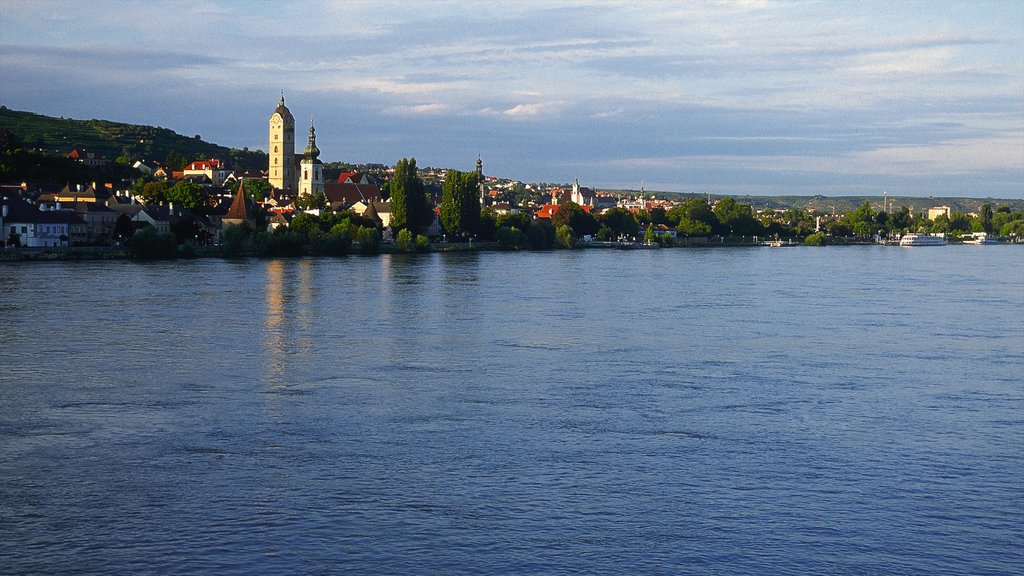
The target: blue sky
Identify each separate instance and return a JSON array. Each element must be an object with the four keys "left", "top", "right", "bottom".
[{"left": 1, "top": 0, "right": 1022, "bottom": 198}]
